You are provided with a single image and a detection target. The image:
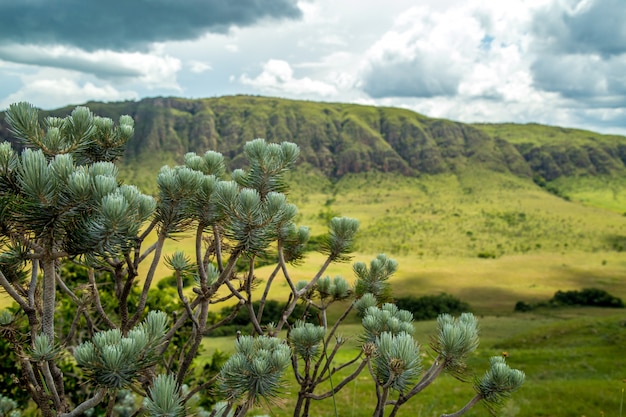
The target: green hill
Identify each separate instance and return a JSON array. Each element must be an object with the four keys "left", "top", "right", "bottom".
[
  {"left": 5, "top": 95, "right": 625, "bottom": 187},
  {"left": 2, "top": 95, "right": 626, "bottom": 260}
]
